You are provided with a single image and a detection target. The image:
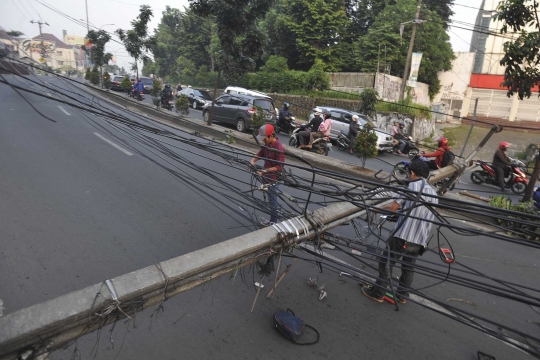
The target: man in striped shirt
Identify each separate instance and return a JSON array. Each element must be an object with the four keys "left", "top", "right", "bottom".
[{"left": 362, "top": 160, "right": 438, "bottom": 304}]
